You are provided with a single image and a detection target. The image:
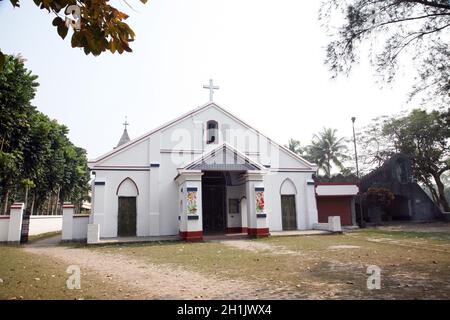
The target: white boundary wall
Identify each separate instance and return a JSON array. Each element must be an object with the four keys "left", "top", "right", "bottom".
[
  {"left": 0, "top": 217, "right": 10, "bottom": 241},
  {"left": 62, "top": 203, "right": 89, "bottom": 241},
  {"left": 29, "top": 215, "right": 62, "bottom": 235}
]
